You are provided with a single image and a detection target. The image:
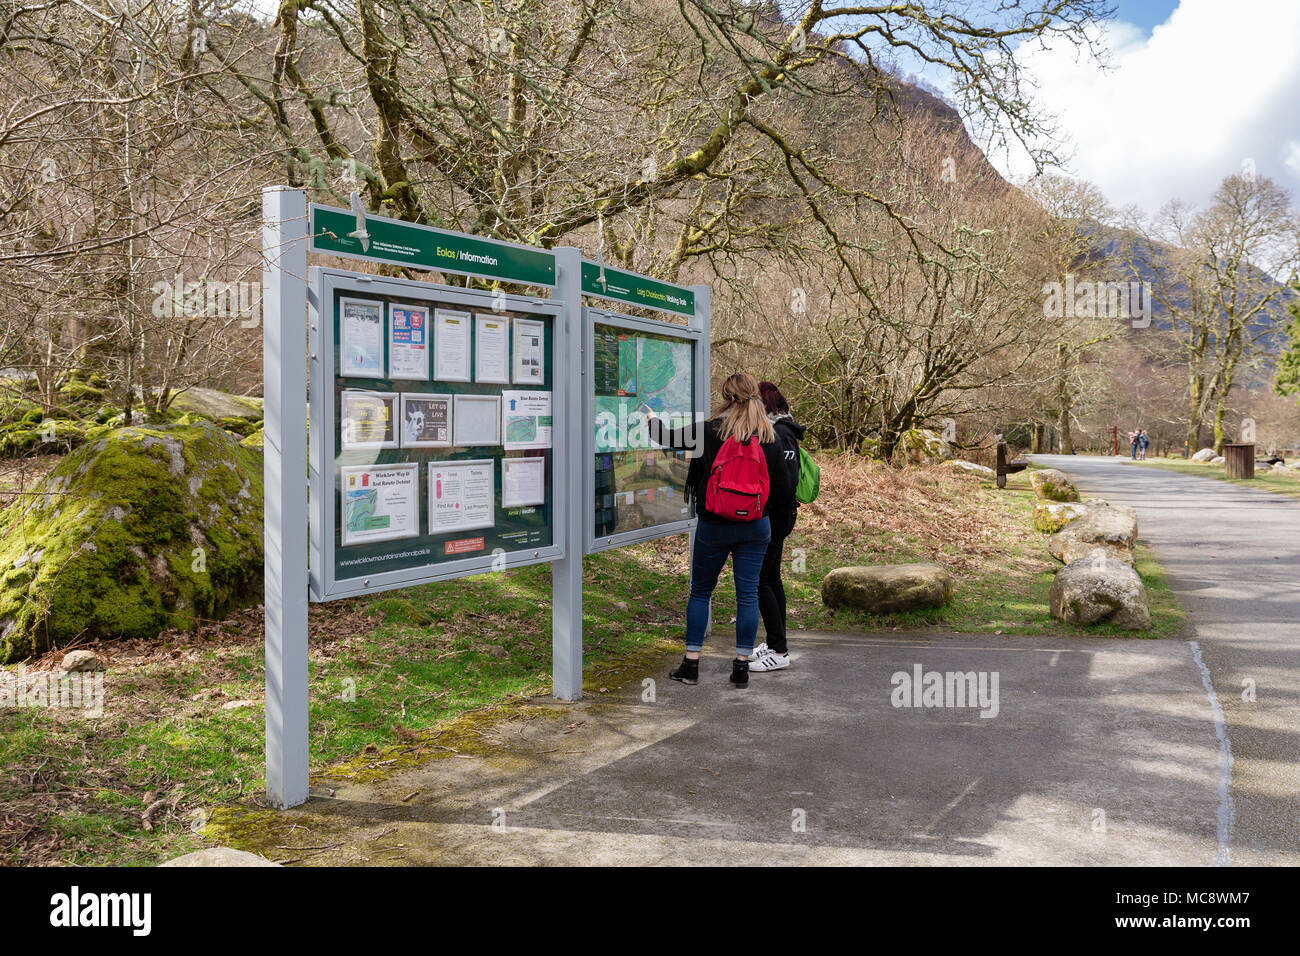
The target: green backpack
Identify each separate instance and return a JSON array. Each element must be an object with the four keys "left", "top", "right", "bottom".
[{"left": 795, "top": 446, "right": 820, "bottom": 504}]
